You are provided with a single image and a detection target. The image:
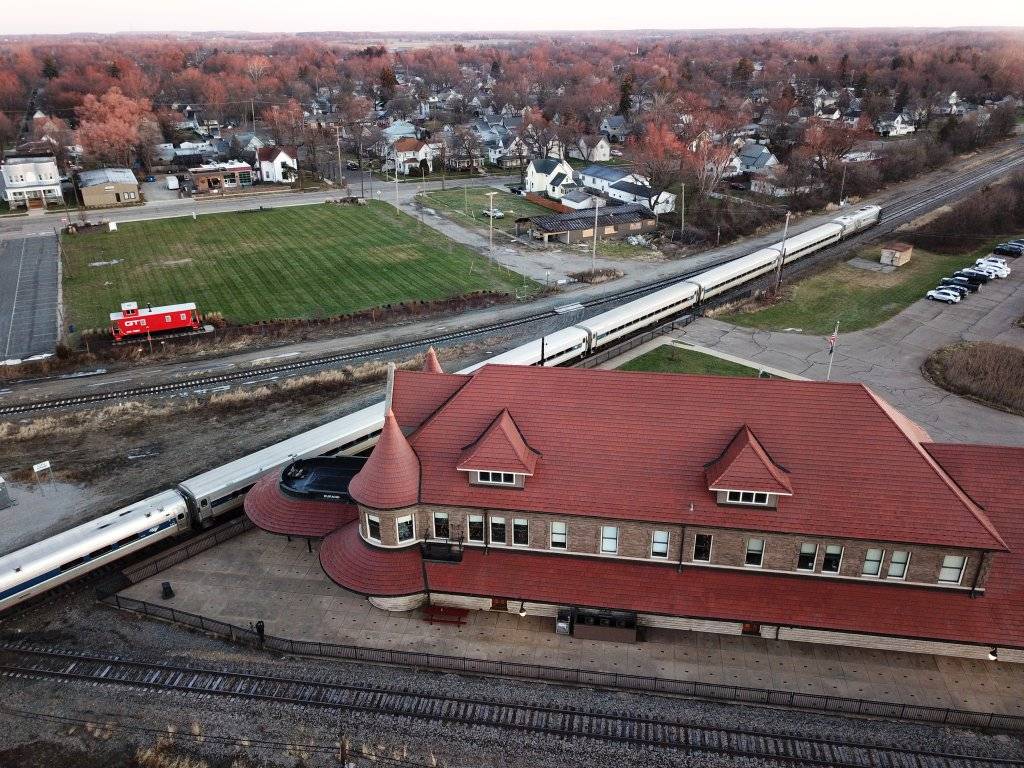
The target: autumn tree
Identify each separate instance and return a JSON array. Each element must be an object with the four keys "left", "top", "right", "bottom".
[
  {"left": 0, "top": 112, "right": 15, "bottom": 149},
  {"left": 76, "top": 87, "right": 157, "bottom": 167},
  {"left": 802, "top": 119, "right": 867, "bottom": 174},
  {"left": 628, "top": 121, "right": 683, "bottom": 221}
]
